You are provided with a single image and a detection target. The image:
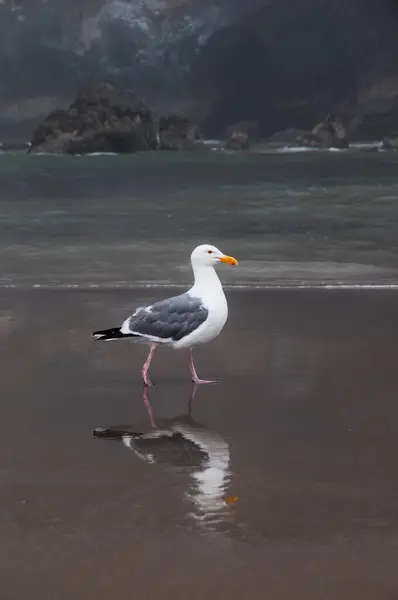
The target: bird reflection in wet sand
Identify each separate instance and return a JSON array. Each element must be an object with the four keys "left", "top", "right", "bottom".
[{"left": 93, "top": 385, "right": 233, "bottom": 531}]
